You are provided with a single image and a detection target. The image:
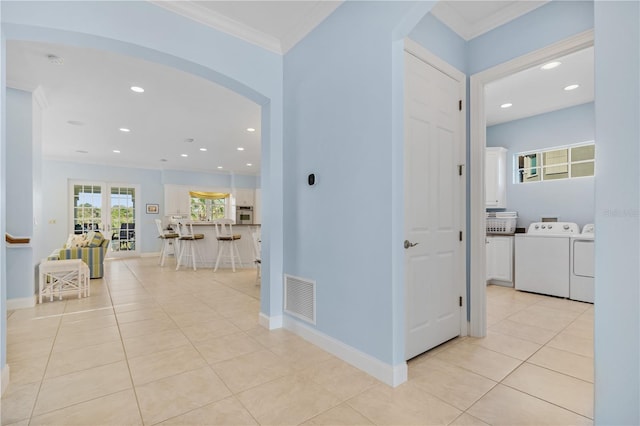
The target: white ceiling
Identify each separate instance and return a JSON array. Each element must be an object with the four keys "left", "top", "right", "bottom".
[
  {"left": 6, "top": 1, "right": 593, "bottom": 175},
  {"left": 485, "top": 47, "right": 594, "bottom": 126}
]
